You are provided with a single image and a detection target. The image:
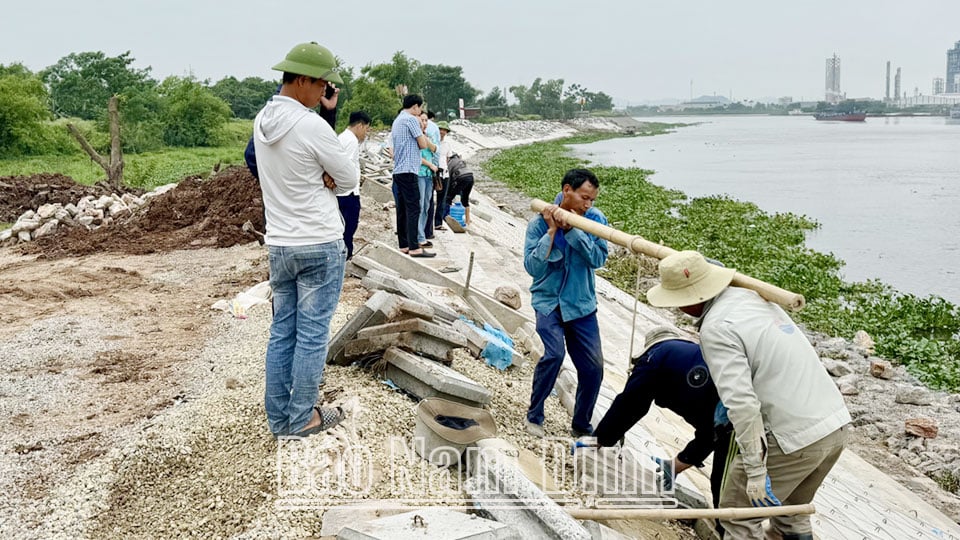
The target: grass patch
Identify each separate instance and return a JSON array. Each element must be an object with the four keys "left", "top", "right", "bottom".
[
  {"left": 483, "top": 132, "right": 960, "bottom": 391},
  {"left": 0, "top": 145, "right": 247, "bottom": 190}
]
